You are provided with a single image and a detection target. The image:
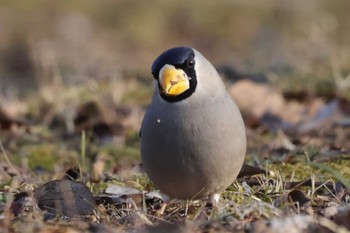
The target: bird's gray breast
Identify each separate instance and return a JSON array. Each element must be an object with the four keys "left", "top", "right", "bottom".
[{"left": 141, "top": 93, "right": 246, "bottom": 199}]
